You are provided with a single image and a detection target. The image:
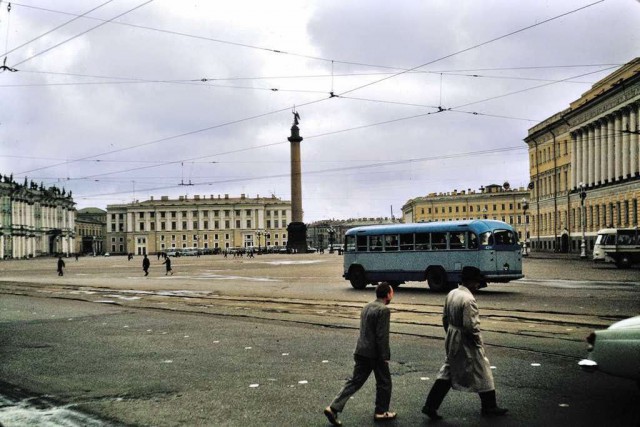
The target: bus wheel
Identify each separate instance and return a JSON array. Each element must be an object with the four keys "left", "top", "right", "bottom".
[
  {"left": 349, "top": 266, "right": 368, "bottom": 290},
  {"left": 615, "top": 256, "right": 631, "bottom": 269},
  {"left": 427, "top": 268, "right": 448, "bottom": 292}
]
